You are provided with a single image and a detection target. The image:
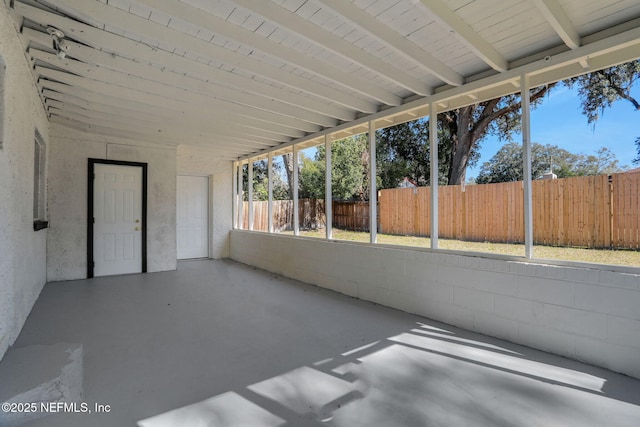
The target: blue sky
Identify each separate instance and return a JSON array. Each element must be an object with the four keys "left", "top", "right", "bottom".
[{"left": 467, "top": 83, "right": 640, "bottom": 179}]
